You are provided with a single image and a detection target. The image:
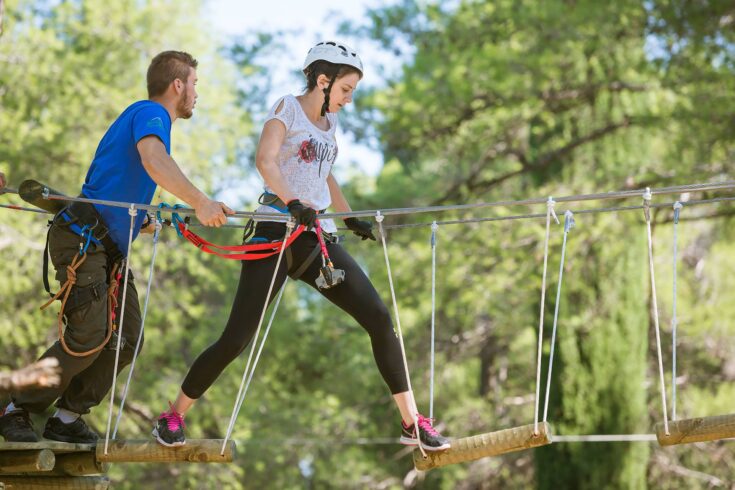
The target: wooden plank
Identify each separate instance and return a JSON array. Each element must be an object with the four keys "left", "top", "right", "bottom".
[
  {"left": 0, "top": 442, "right": 93, "bottom": 454},
  {"left": 0, "top": 450, "right": 54, "bottom": 473},
  {"left": 12, "top": 453, "right": 109, "bottom": 477},
  {"left": 0, "top": 476, "right": 110, "bottom": 489},
  {"left": 53, "top": 453, "right": 109, "bottom": 476},
  {"left": 656, "top": 413, "right": 735, "bottom": 446},
  {"left": 96, "top": 439, "right": 236, "bottom": 463},
  {"left": 413, "top": 422, "right": 552, "bottom": 470}
]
